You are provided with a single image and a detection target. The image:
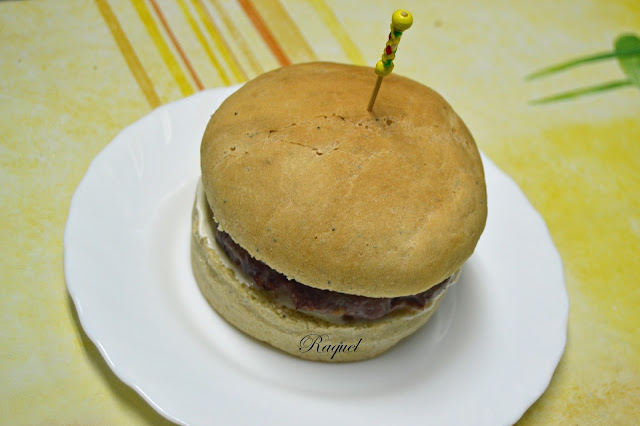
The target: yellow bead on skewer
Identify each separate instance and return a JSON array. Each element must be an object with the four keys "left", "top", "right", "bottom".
[
  {"left": 375, "top": 10, "right": 413, "bottom": 77},
  {"left": 368, "top": 9, "right": 413, "bottom": 111}
]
